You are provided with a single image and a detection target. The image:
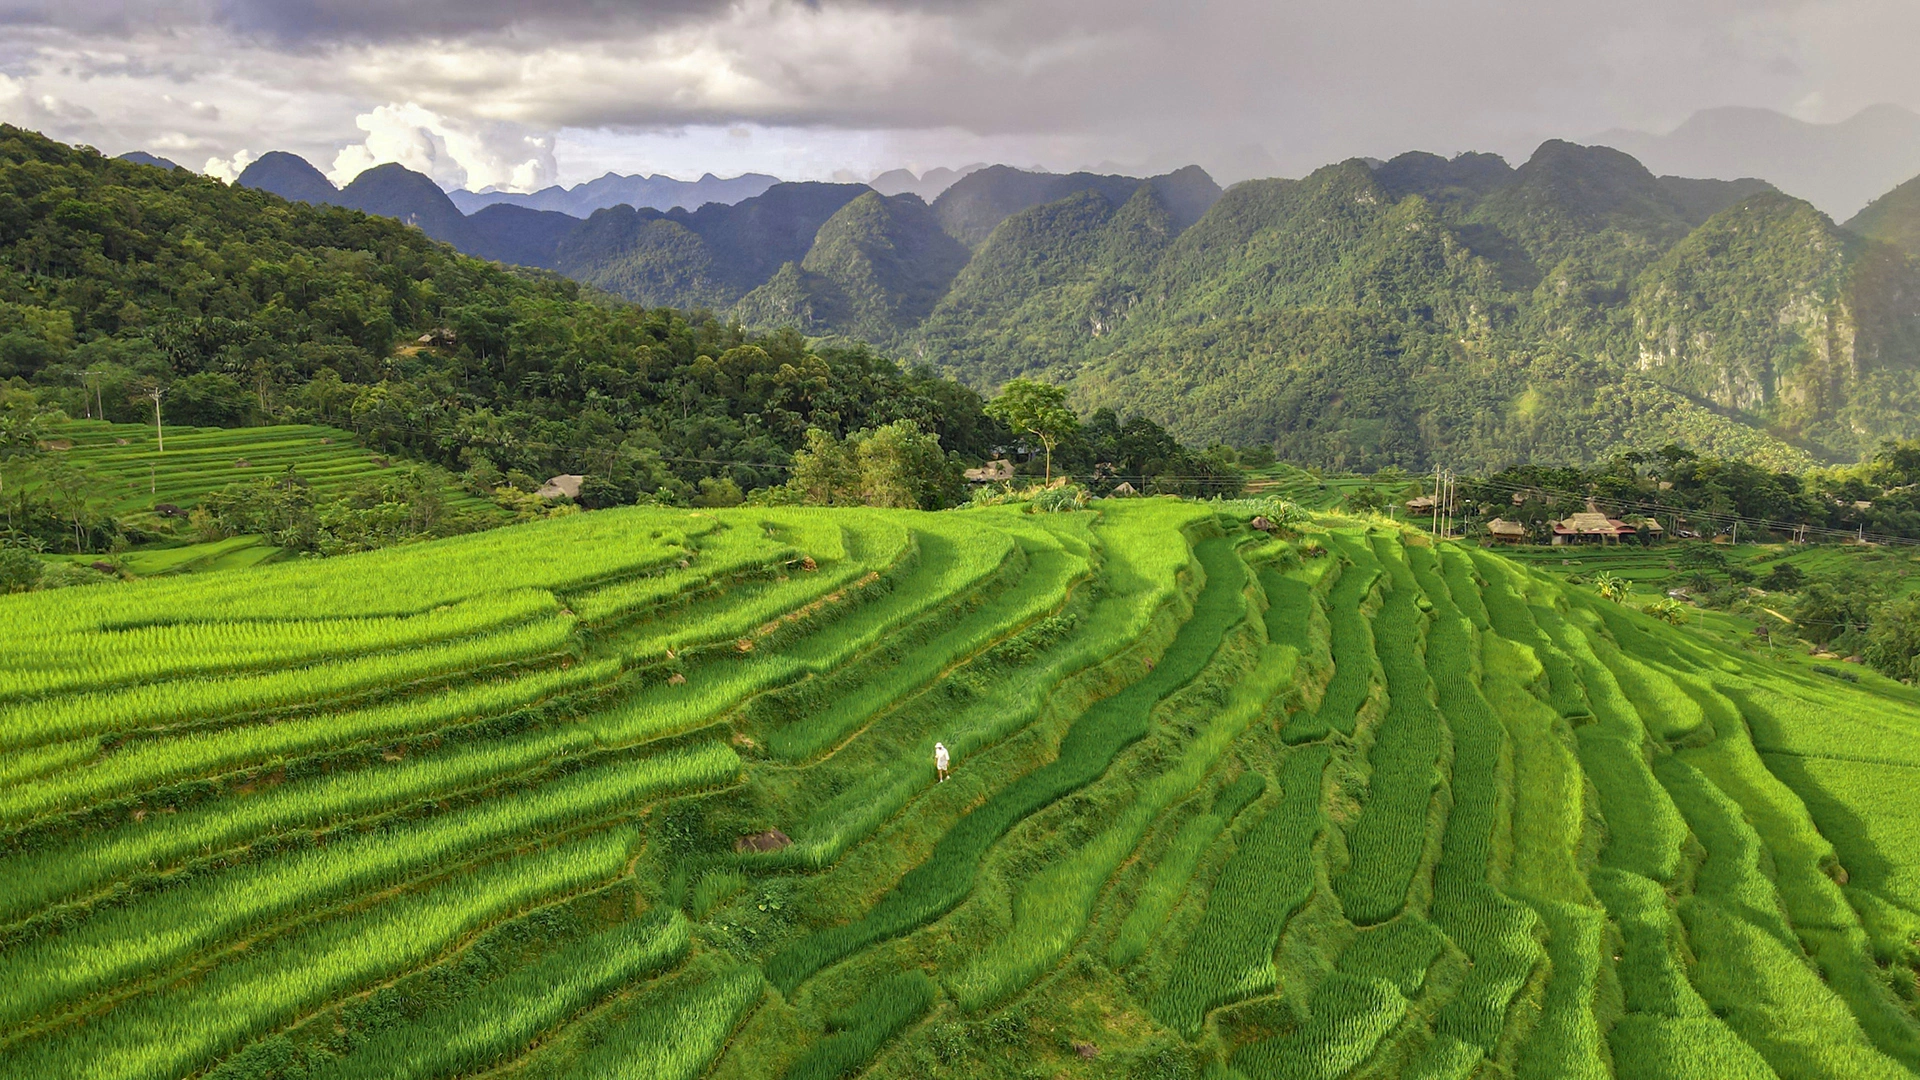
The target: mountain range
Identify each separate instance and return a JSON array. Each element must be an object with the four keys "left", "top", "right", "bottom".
[
  {"left": 1596, "top": 104, "right": 1920, "bottom": 221},
  {"left": 221, "top": 139, "right": 1920, "bottom": 471},
  {"left": 445, "top": 172, "right": 780, "bottom": 217}
]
